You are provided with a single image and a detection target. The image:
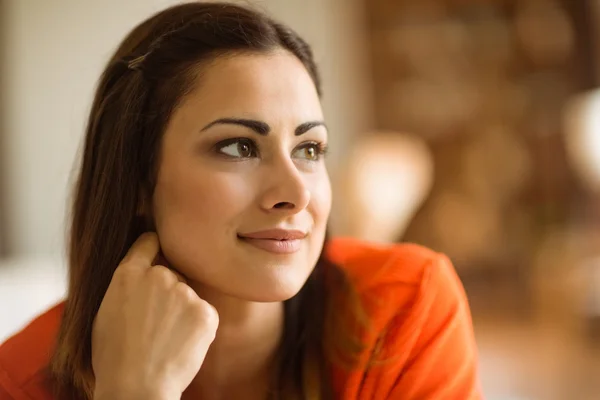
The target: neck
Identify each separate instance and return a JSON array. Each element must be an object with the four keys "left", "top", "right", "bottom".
[{"left": 182, "top": 281, "right": 285, "bottom": 400}]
